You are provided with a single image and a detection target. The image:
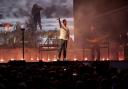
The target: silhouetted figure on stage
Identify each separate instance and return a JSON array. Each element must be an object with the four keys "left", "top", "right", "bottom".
[
  {"left": 120, "top": 32, "right": 128, "bottom": 60},
  {"left": 31, "top": 4, "right": 43, "bottom": 31},
  {"left": 87, "top": 25, "right": 100, "bottom": 61},
  {"left": 119, "top": 32, "right": 128, "bottom": 46},
  {"left": 57, "top": 18, "right": 70, "bottom": 61},
  {"left": 91, "top": 44, "right": 100, "bottom": 61}
]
